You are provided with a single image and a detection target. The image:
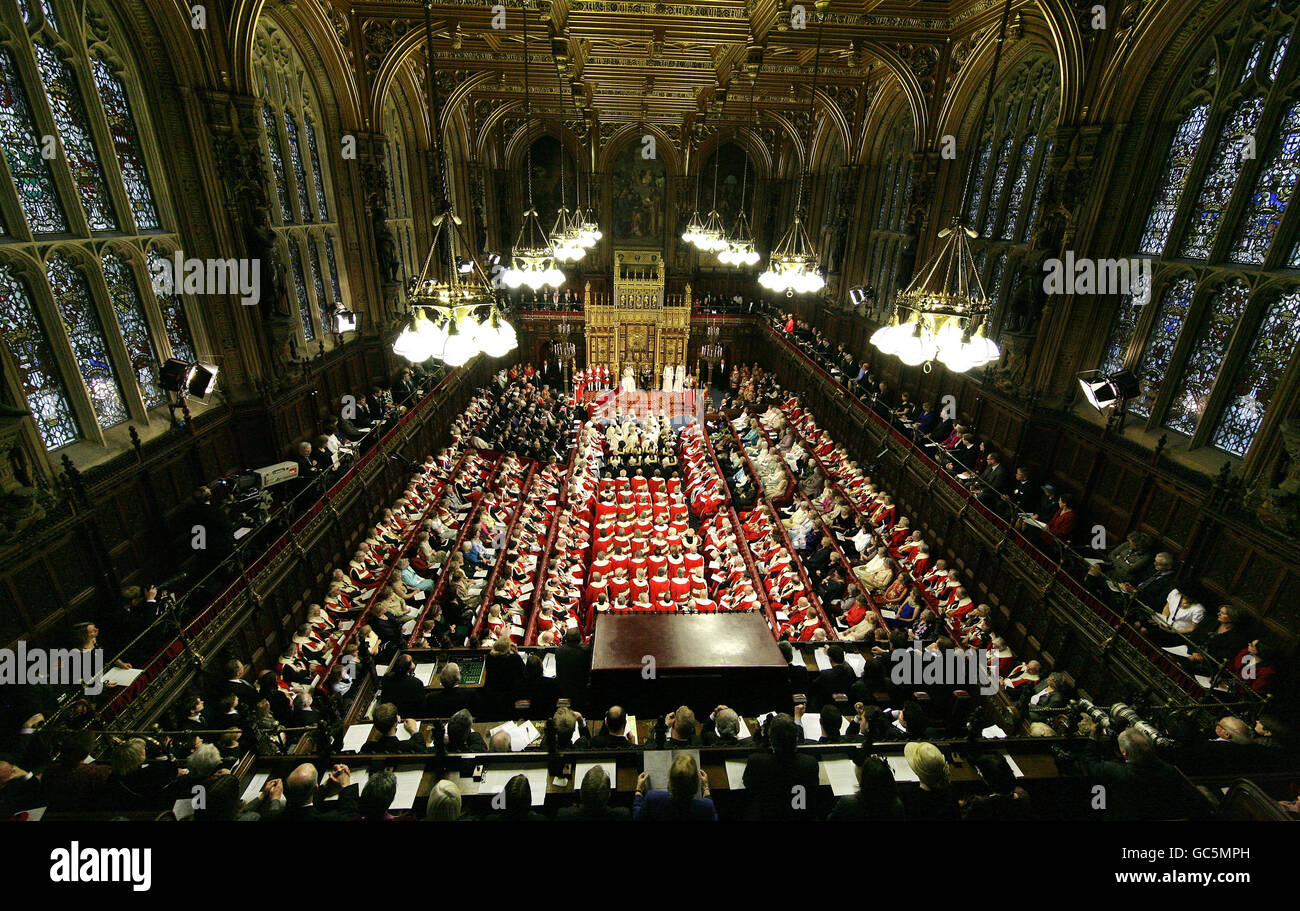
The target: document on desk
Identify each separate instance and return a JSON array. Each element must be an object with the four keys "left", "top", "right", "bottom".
[
  {"left": 1083, "top": 558, "right": 1106, "bottom": 566},
  {"left": 1162, "top": 644, "right": 1192, "bottom": 658},
  {"left": 573, "top": 762, "right": 616, "bottom": 790},
  {"left": 844, "top": 652, "right": 867, "bottom": 677},
  {"left": 642, "top": 749, "right": 701, "bottom": 794},
  {"left": 736, "top": 716, "right": 753, "bottom": 740},
  {"left": 414, "top": 663, "right": 436, "bottom": 685},
  {"left": 489, "top": 719, "right": 541, "bottom": 752},
  {"left": 799, "top": 713, "right": 848, "bottom": 741},
  {"left": 240, "top": 771, "right": 270, "bottom": 802},
  {"left": 1021, "top": 516, "right": 1048, "bottom": 530},
  {"left": 725, "top": 759, "right": 748, "bottom": 790},
  {"left": 541, "top": 652, "right": 557, "bottom": 678},
  {"left": 819, "top": 758, "right": 859, "bottom": 796},
  {"left": 480, "top": 766, "right": 548, "bottom": 805},
  {"left": 885, "top": 755, "right": 920, "bottom": 783},
  {"left": 788, "top": 651, "right": 806, "bottom": 669},
  {"left": 981, "top": 725, "right": 1008, "bottom": 739},
  {"left": 879, "top": 608, "right": 898, "bottom": 620},
  {"left": 625, "top": 715, "right": 639, "bottom": 745},
  {"left": 391, "top": 766, "right": 425, "bottom": 809},
  {"left": 1002, "top": 753, "right": 1026, "bottom": 779},
  {"left": 342, "top": 722, "right": 410, "bottom": 751},
  {"left": 812, "top": 649, "right": 833, "bottom": 671}
]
